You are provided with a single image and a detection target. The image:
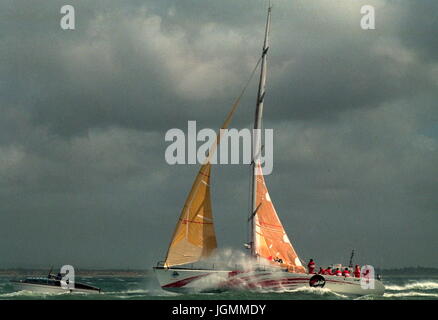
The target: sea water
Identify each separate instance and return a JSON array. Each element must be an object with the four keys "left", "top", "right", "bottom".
[{"left": 0, "top": 273, "right": 437, "bottom": 300}]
